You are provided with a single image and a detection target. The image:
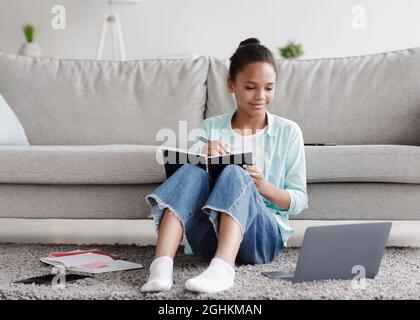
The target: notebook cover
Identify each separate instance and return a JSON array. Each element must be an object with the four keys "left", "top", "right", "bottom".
[{"left": 162, "top": 148, "right": 253, "bottom": 181}]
